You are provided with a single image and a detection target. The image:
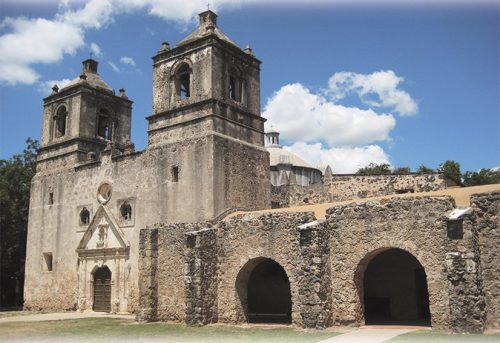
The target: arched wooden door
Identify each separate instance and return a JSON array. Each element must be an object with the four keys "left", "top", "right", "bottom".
[{"left": 93, "top": 266, "right": 111, "bottom": 312}]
